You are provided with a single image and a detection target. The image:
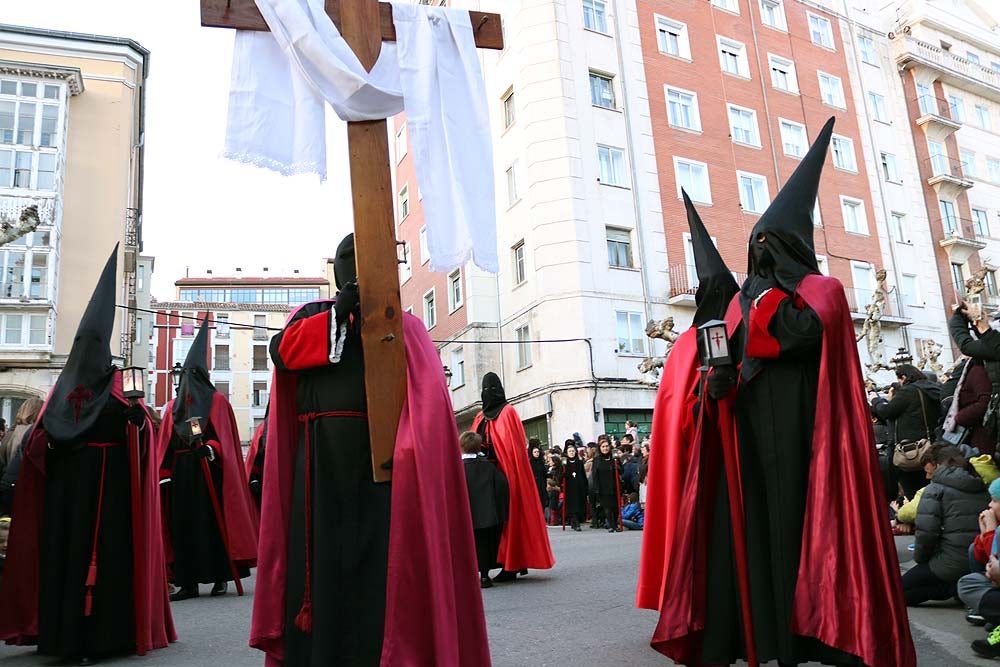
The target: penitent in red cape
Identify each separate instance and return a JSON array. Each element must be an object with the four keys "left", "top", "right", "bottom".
[
  {"left": 471, "top": 406, "right": 555, "bottom": 572},
  {"left": 0, "top": 374, "right": 176, "bottom": 653},
  {"left": 650, "top": 275, "right": 915, "bottom": 667},
  {"left": 157, "top": 391, "right": 259, "bottom": 571},
  {"left": 250, "top": 311, "right": 491, "bottom": 667}
]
